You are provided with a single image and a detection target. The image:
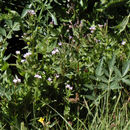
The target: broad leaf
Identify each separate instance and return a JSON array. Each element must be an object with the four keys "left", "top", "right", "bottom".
[
  {"left": 12, "top": 22, "right": 20, "bottom": 31},
  {"left": 0, "top": 27, "right": 6, "bottom": 36},
  {"left": 21, "top": 9, "right": 30, "bottom": 18}
]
